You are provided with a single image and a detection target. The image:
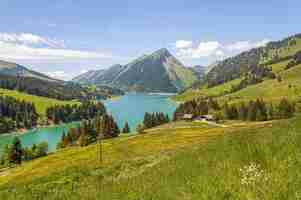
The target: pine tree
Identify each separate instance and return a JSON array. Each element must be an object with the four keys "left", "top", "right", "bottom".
[
  {"left": 247, "top": 101, "right": 257, "bottom": 121},
  {"left": 278, "top": 98, "right": 295, "bottom": 119},
  {"left": 8, "top": 137, "right": 22, "bottom": 165},
  {"left": 78, "top": 133, "right": 89, "bottom": 147},
  {"left": 122, "top": 122, "right": 131, "bottom": 133}
]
